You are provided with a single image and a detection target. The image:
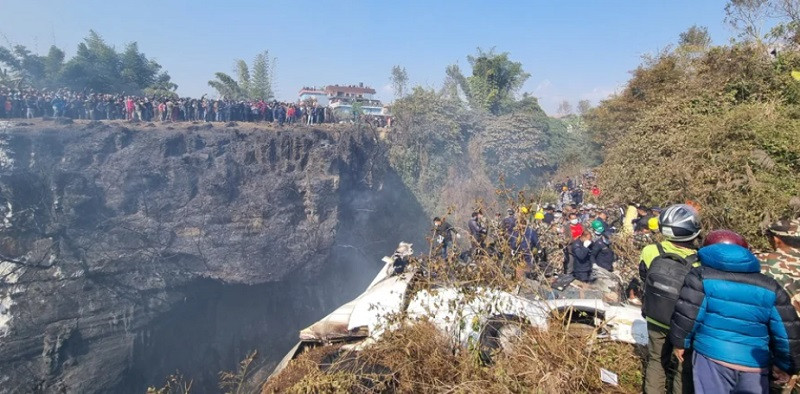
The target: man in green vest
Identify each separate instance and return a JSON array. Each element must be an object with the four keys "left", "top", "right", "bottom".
[{"left": 639, "top": 204, "right": 702, "bottom": 393}]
